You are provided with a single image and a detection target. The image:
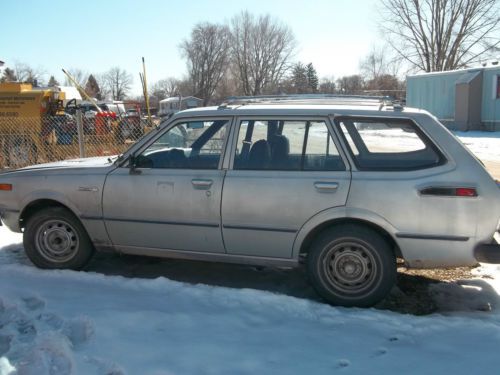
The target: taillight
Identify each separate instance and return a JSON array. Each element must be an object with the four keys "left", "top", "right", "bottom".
[
  {"left": 455, "top": 187, "right": 477, "bottom": 197},
  {"left": 0, "top": 184, "right": 12, "bottom": 191},
  {"left": 420, "top": 186, "right": 478, "bottom": 197}
]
